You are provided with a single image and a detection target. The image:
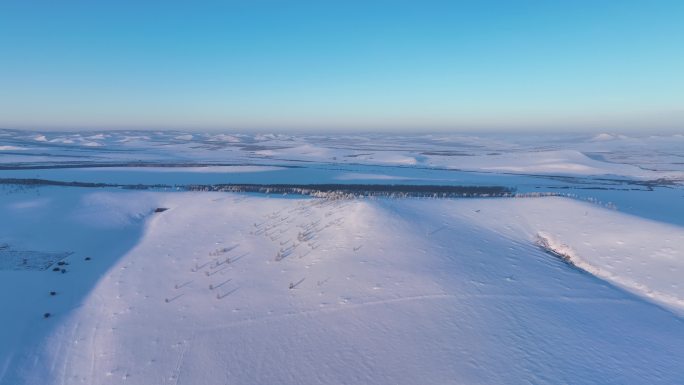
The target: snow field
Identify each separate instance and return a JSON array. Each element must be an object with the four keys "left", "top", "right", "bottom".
[{"left": 1, "top": 191, "right": 681, "bottom": 384}]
